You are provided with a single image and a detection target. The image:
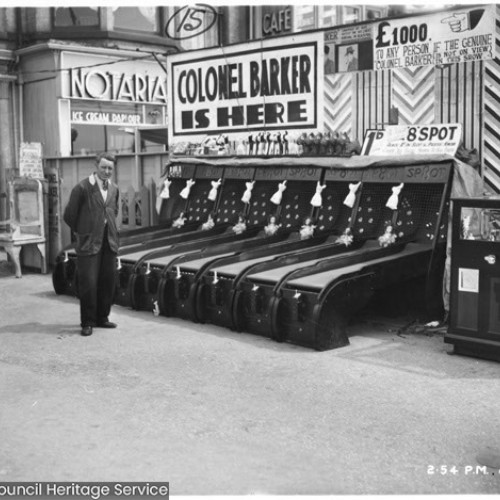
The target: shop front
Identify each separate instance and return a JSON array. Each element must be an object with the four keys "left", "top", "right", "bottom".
[{"left": 17, "top": 44, "right": 168, "bottom": 158}]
